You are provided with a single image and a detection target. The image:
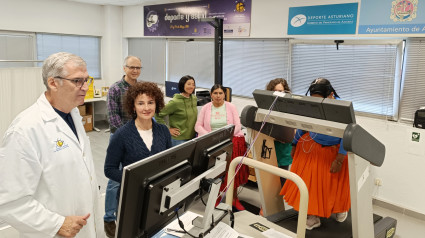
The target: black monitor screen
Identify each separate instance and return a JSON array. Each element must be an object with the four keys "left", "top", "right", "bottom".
[
  {"left": 116, "top": 125, "right": 236, "bottom": 238},
  {"left": 252, "top": 89, "right": 325, "bottom": 120},
  {"left": 191, "top": 125, "right": 235, "bottom": 177},
  {"left": 165, "top": 81, "right": 179, "bottom": 98},
  {"left": 116, "top": 141, "right": 196, "bottom": 238},
  {"left": 252, "top": 89, "right": 355, "bottom": 124}
]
